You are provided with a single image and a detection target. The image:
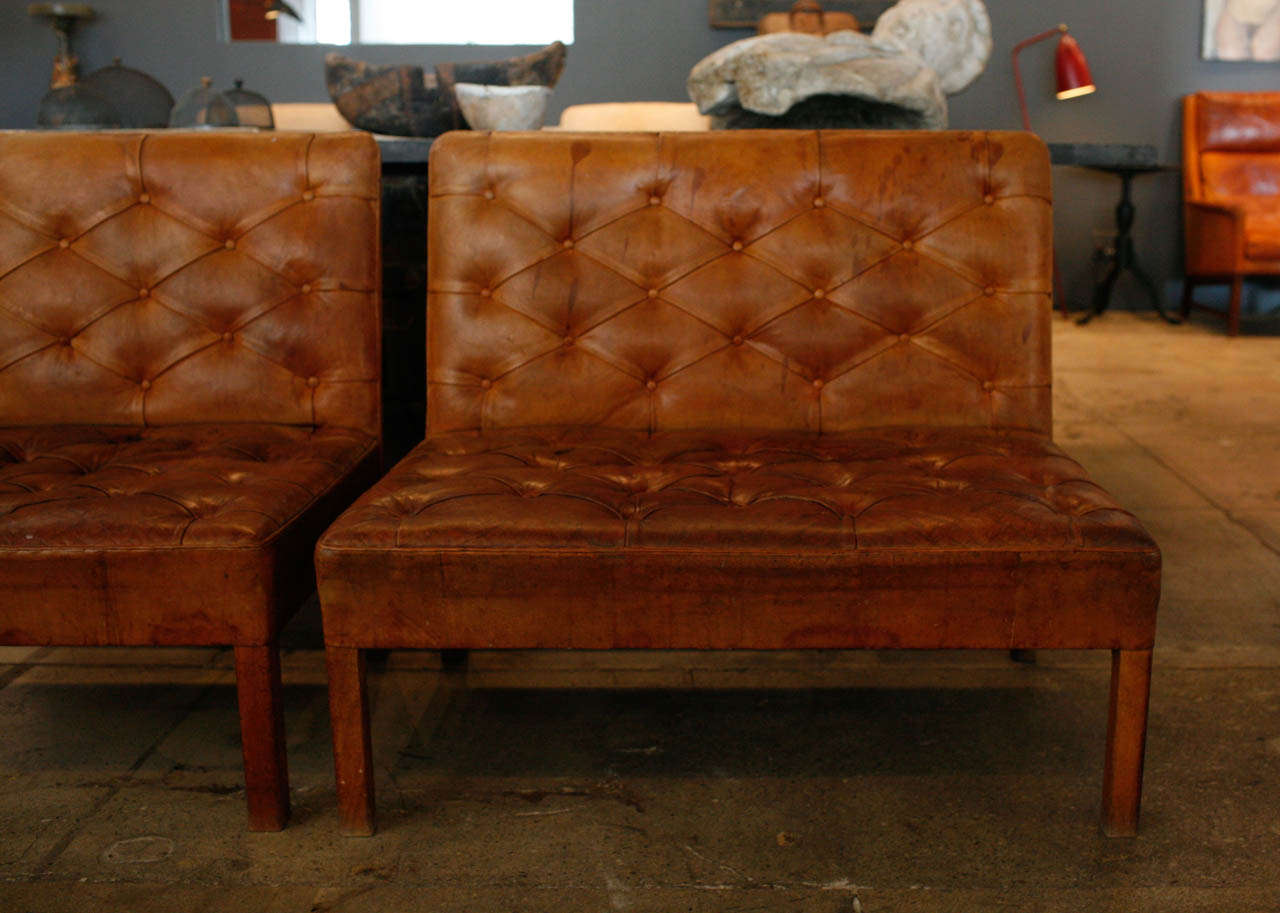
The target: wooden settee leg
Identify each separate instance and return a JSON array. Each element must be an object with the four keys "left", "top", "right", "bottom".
[
  {"left": 327, "top": 646, "right": 375, "bottom": 836},
  {"left": 1228, "top": 276, "right": 1243, "bottom": 337},
  {"left": 1101, "top": 648, "right": 1153, "bottom": 837},
  {"left": 234, "top": 644, "right": 290, "bottom": 831},
  {"left": 1180, "top": 278, "right": 1196, "bottom": 321}
]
